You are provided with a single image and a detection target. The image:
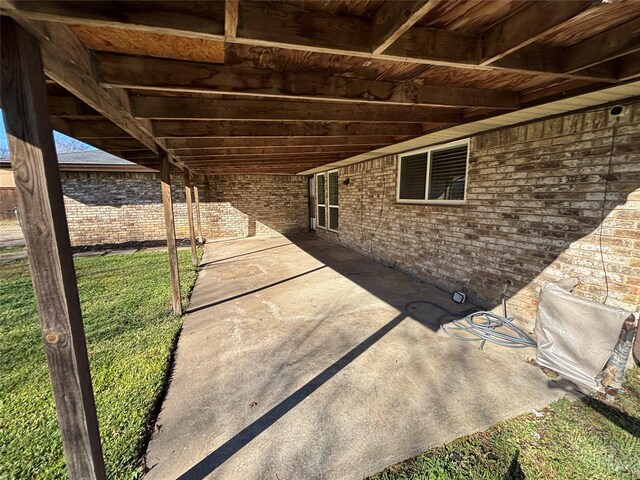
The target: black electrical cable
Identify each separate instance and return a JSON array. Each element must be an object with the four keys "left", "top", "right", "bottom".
[{"left": 599, "top": 114, "right": 619, "bottom": 305}]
